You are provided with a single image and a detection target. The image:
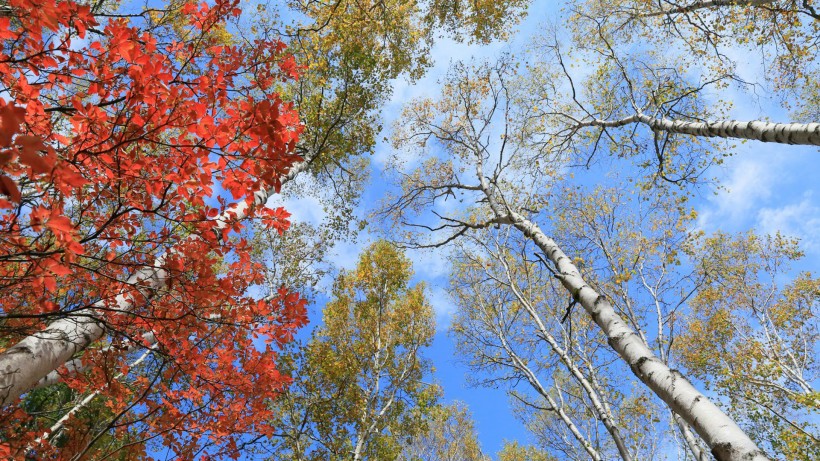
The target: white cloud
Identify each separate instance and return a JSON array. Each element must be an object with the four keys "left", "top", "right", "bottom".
[
  {"left": 329, "top": 238, "right": 370, "bottom": 272},
  {"left": 406, "top": 246, "right": 452, "bottom": 280},
  {"left": 277, "top": 194, "right": 326, "bottom": 226},
  {"left": 696, "top": 147, "right": 784, "bottom": 231},
  {"left": 694, "top": 144, "right": 820, "bottom": 256},
  {"left": 428, "top": 285, "right": 457, "bottom": 326},
  {"left": 757, "top": 191, "right": 820, "bottom": 252}
]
